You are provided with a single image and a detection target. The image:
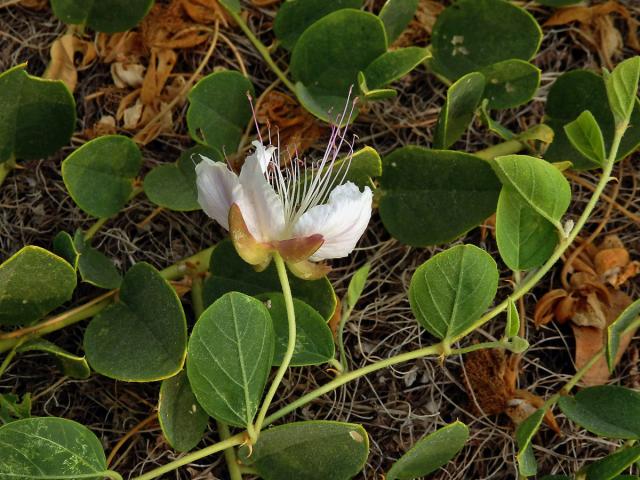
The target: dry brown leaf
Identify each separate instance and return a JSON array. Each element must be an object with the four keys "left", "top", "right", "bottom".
[
  {"left": 97, "top": 32, "right": 145, "bottom": 64},
  {"left": 84, "top": 115, "right": 117, "bottom": 140},
  {"left": 19, "top": 0, "right": 47, "bottom": 9},
  {"left": 534, "top": 289, "right": 570, "bottom": 327},
  {"left": 328, "top": 298, "right": 342, "bottom": 338},
  {"left": 111, "top": 62, "right": 146, "bottom": 89},
  {"left": 141, "top": 1, "right": 210, "bottom": 50},
  {"left": 393, "top": 0, "right": 444, "bottom": 48},
  {"left": 463, "top": 348, "right": 511, "bottom": 415},
  {"left": 181, "top": 0, "right": 233, "bottom": 27},
  {"left": 507, "top": 390, "right": 561, "bottom": 434},
  {"left": 141, "top": 49, "right": 177, "bottom": 105},
  {"left": 44, "top": 34, "right": 97, "bottom": 92}
]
